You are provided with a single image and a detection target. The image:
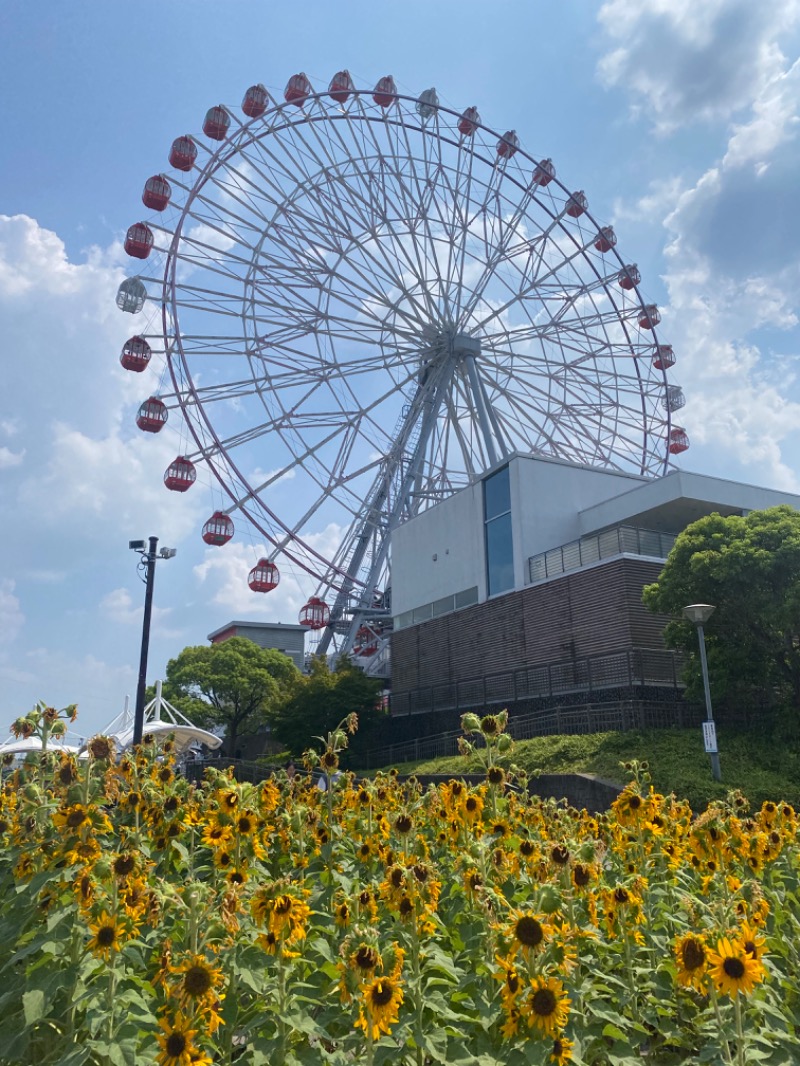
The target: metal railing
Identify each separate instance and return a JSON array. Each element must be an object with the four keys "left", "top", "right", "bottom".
[
  {"left": 357, "top": 697, "right": 702, "bottom": 769},
  {"left": 528, "top": 525, "right": 677, "bottom": 584},
  {"left": 390, "top": 647, "right": 682, "bottom": 717}
]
